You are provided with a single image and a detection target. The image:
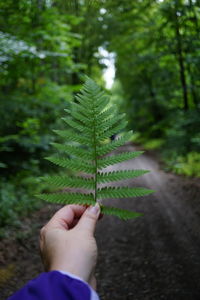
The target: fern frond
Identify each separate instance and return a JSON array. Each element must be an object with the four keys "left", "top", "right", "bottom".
[
  {"left": 98, "top": 187, "right": 154, "bottom": 199},
  {"left": 101, "top": 205, "right": 142, "bottom": 220},
  {"left": 97, "top": 151, "right": 144, "bottom": 169},
  {"left": 97, "top": 170, "right": 149, "bottom": 184},
  {"left": 46, "top": 156, "right": 95, "bottom": 174},
  {"left": 42, "top": 175, "right": 94, "bottom": 189},
  {"left": 37, "top": 77, "right": 155, "bottom": 220},
  {"left": 36, "top": 193, "right": 94, "bottom": 205}
]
